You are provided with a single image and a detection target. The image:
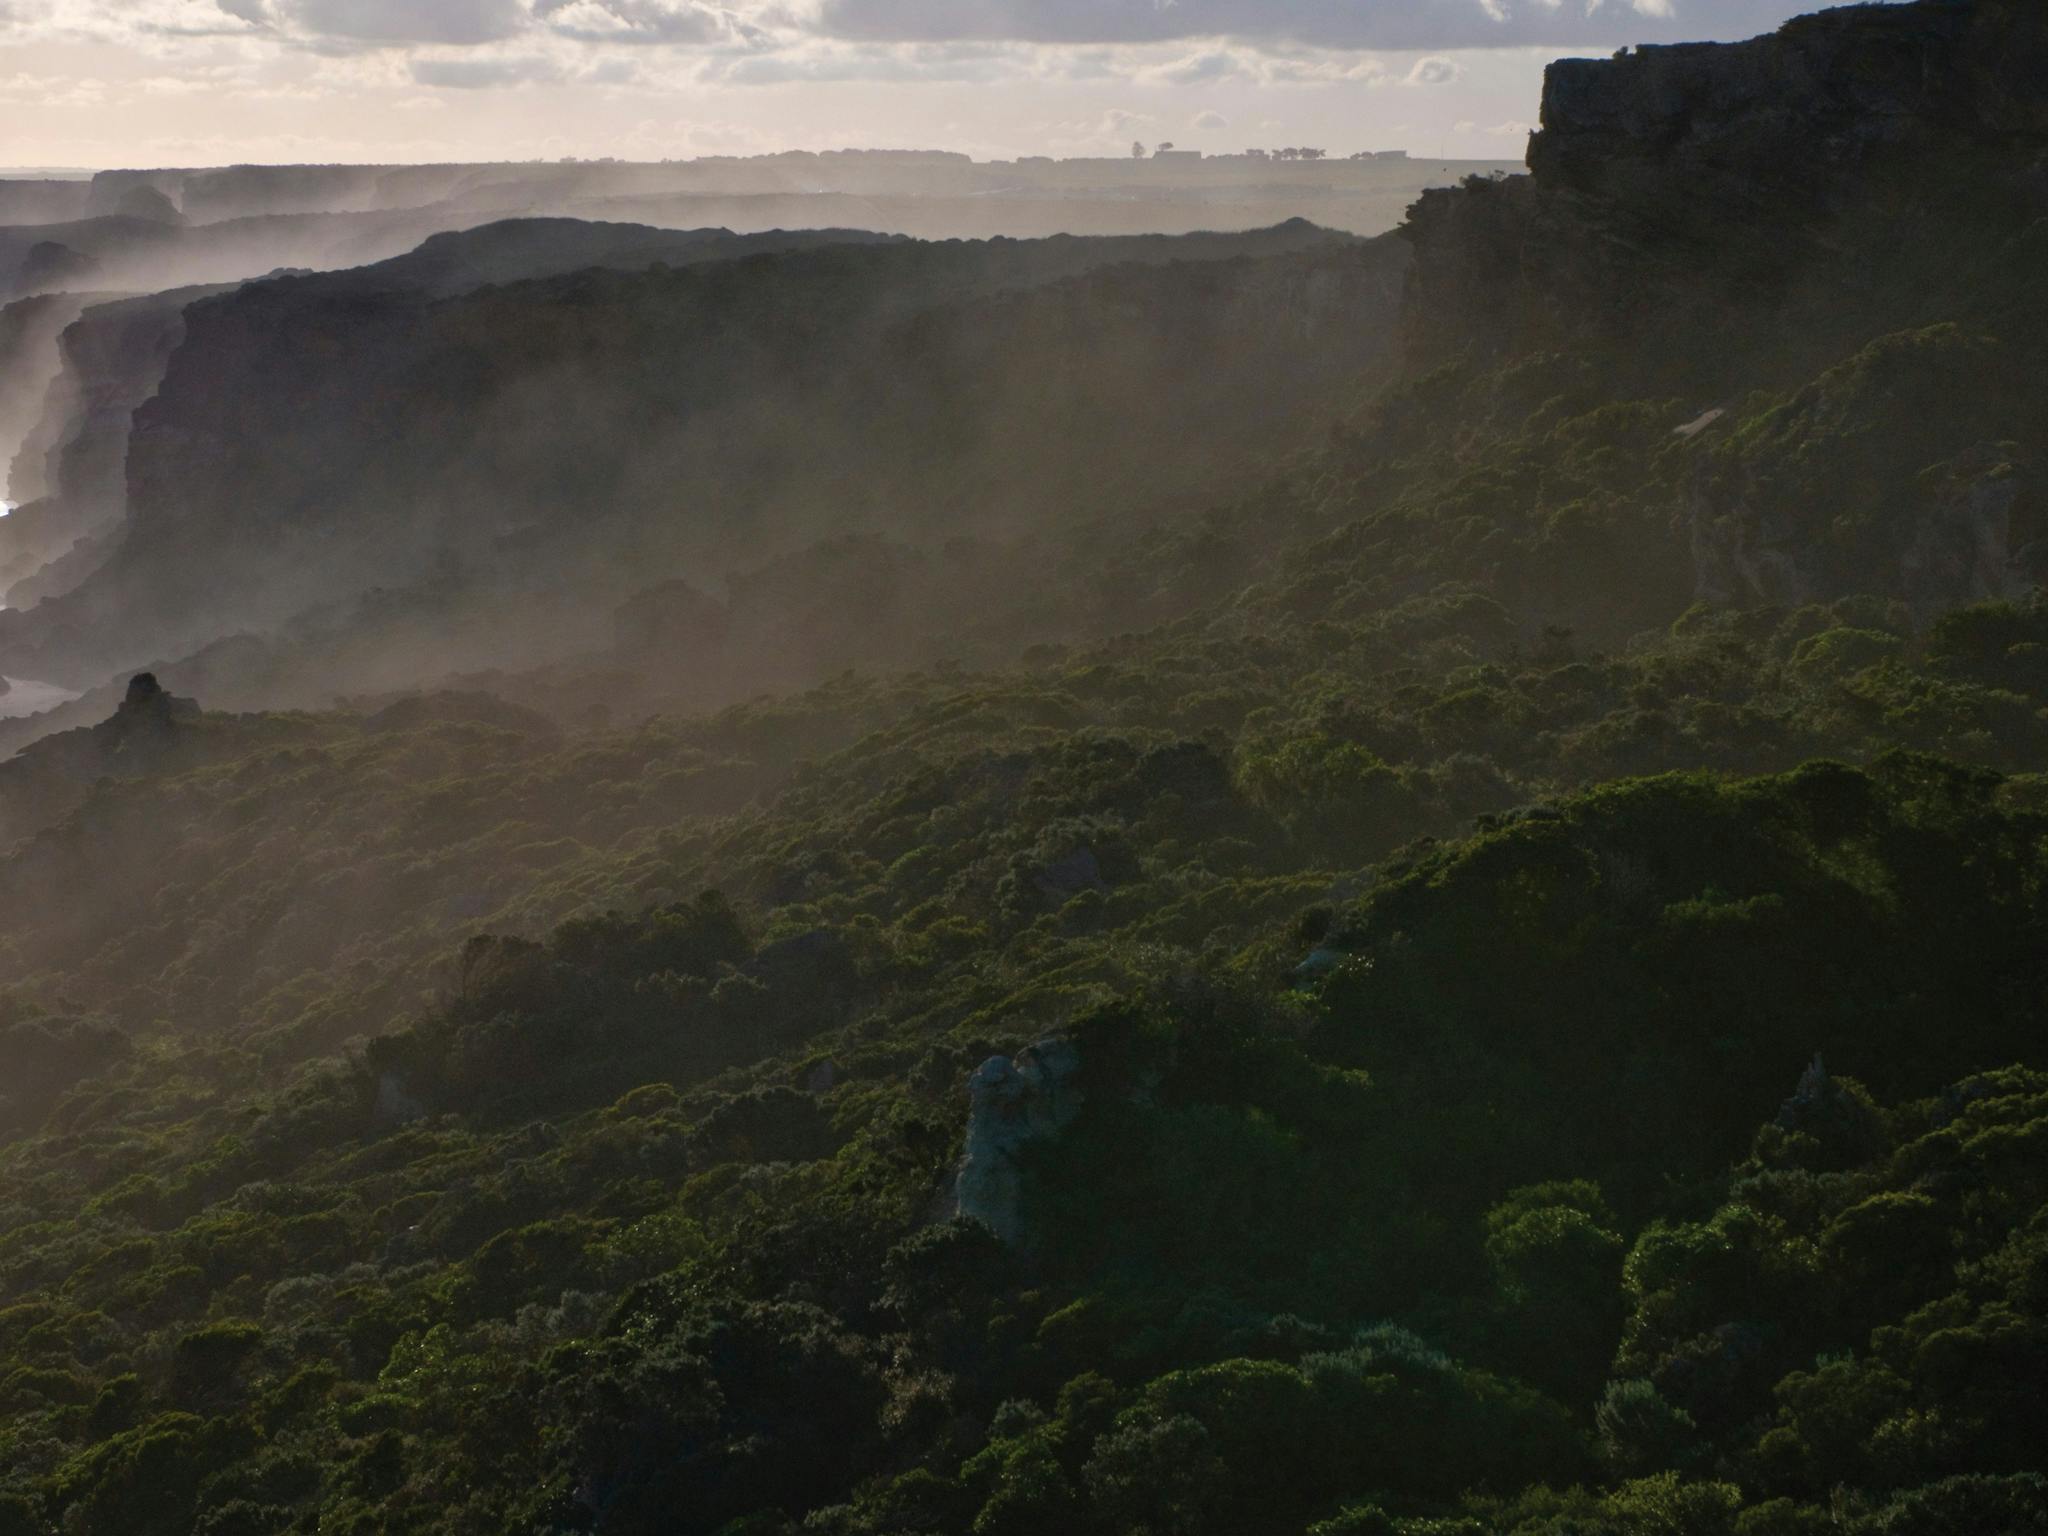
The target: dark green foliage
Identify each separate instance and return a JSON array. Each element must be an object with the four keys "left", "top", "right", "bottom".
[
  {"left": 549, "top": 1303, "right": 888, "bottom": 1532},
  {"left": 4, "top": 14, "right": 2048, "bottom": 1530},
  {"left": 9, "top": 658, "right": 2048, "bottom": 1536},
  {"left": 0, "top": 1007, "right": 129, "bottom": 1137}
]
